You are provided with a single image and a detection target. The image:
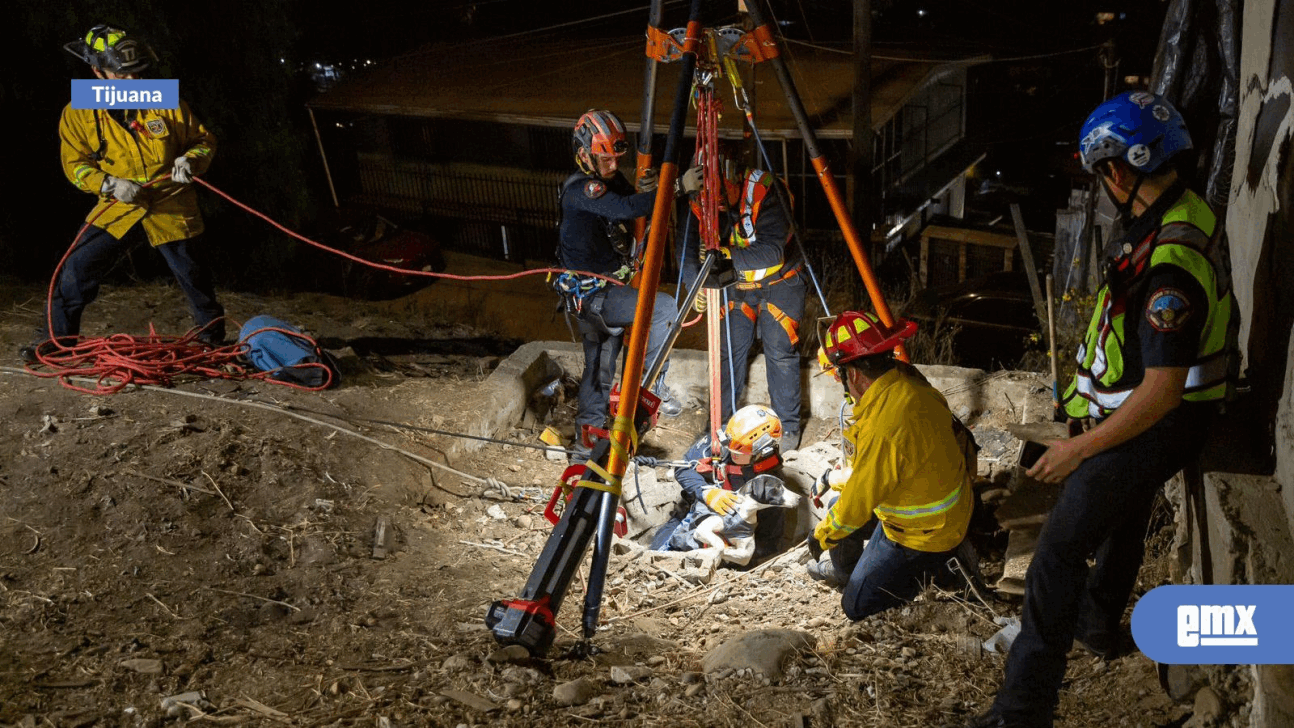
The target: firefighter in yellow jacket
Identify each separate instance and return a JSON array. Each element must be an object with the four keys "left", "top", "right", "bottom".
[
  {"left": 807, "top": 311, "right": 972, "bottom": 621},
  {"left": 24, "top": 25, "right": 222, "bottom": 361}
]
